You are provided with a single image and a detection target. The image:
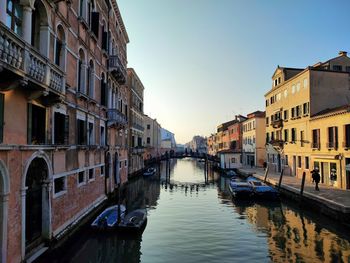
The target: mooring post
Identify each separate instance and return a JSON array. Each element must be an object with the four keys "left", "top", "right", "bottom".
[
  {"left": 263, "top": 166, "right": 269, "bottom": 183},
  {"left": 278, "top": 168, "right": 284, "bottom": 190},
  {"left": 300, "top": 171, "right": 306, "bottom": 197}
]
